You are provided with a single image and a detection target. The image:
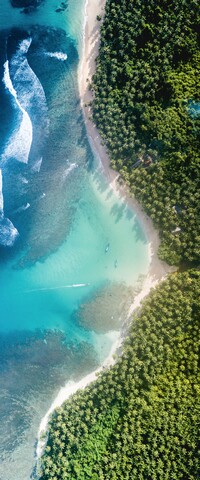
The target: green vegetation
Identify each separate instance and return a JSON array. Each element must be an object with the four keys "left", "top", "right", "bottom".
[
  {"left": 39, "top": 1, "right": 200, "bottom": 478},
  {"left": 91, "top": 0, "right": 200, "bottom": 265},
  {"left": 40, "top": 271, "right": 200, "bottom": 479},
  {"left": 129, "top": 164, "right": 199, "bottom": 265}
]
